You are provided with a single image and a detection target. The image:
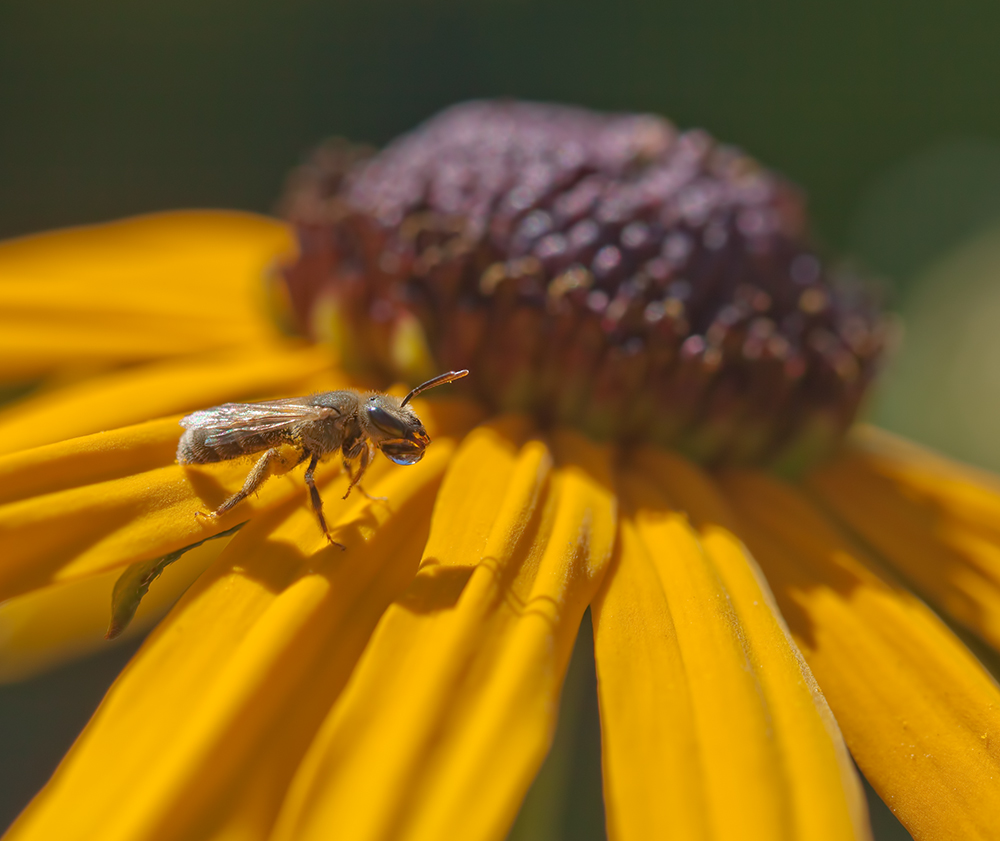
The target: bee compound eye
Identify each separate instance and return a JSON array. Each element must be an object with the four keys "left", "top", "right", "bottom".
[{"left": 367, "top": 404, "right": 408, "bottom": 438}]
